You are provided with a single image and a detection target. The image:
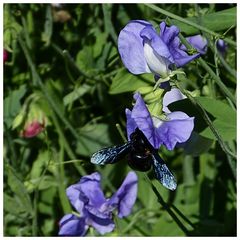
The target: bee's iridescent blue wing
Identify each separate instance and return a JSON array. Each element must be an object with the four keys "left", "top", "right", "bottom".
[
  {"left": 90, "top": 142, "right": 132, "bottom": 165},
  {"left": 152, "top": 152, "right": 177, "bottom": 191}
]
